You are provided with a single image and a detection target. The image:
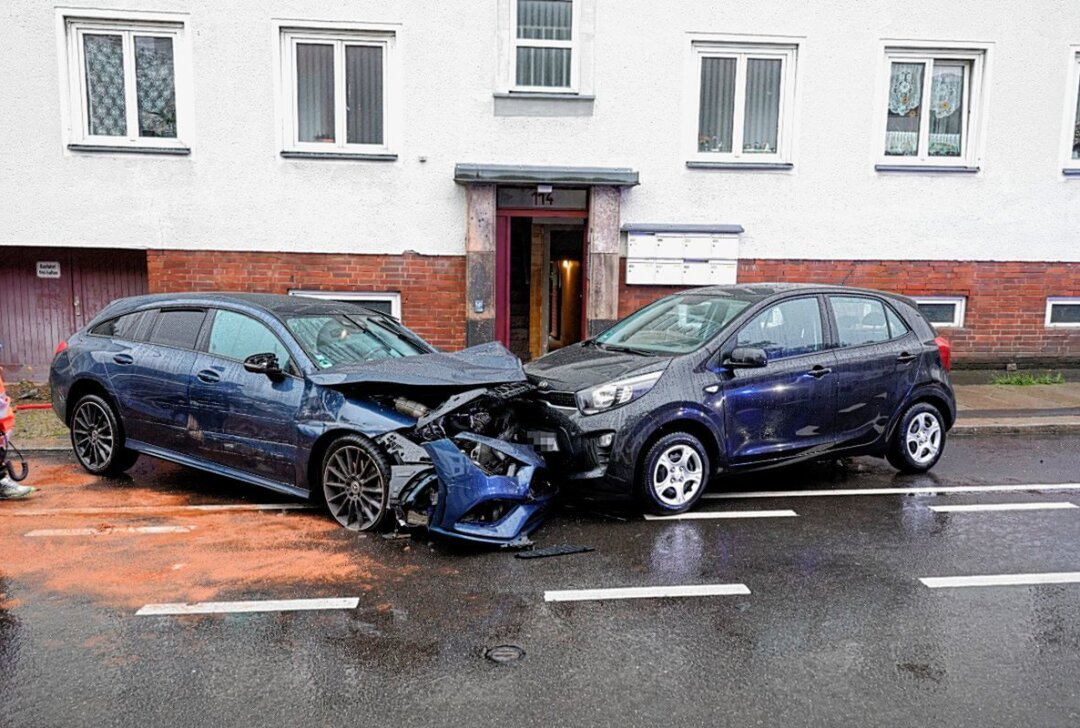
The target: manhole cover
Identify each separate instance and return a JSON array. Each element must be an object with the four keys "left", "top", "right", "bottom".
[{"left": 485, "top": 644, "right": 525, "bottom": 664}]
